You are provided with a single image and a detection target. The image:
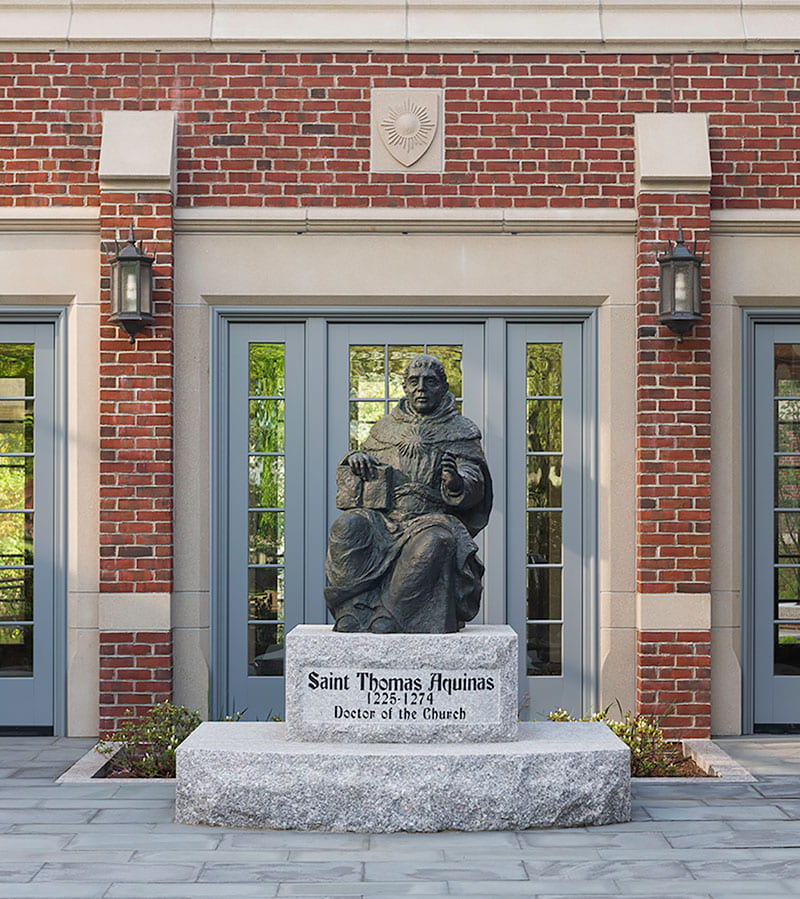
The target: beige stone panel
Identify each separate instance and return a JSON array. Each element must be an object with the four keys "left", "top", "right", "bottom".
[
  {"left": 173, "top": 303, "right": 210, "bottom": 594},
  {"left": 598, "top": 302, "right": 636, "bottom": 596},
  {"left": 744, "top": 0, "right": 800, "bottom": 40},
  {"left": 712, "top": 590, "right": 741, "bottom": 629},
  {"left": 710, "top": 300, "right": 741, "bottom": 596},
  {"left": 712, "top": 234, "right": 800, "bottom": 303},
  {"left": 634, "top": 113, "right": 711, "bottom": 194},
  {"left": 70, "top": 0, "right": 212, "bottom": 42},
  {"left": 172, "top": 593, "right": 210, "bottom": 630},
  {"left": 711, "top": 626, "right": 742, "bottom": 735},
  {"left": 67, "top": 626, "right": 99, "bottom": 737},
  {"left": 0, "top": 232, "right": 98, "bottom": 303},
  {"left": 407, "top": 0, "right": 602, "bottom": 41},
  {"left": 601, "top": 592, "right": 636, "bottom": 630},
  {"left": 371, "top": 90, "right": 443, "bottom": 174},
  {"left": 636, "top": 593, "right": 712, "bottom": 631},
  {"left": 99, "top": 111, "right": 177, "bottom": 195},
  {"left": 173, "top": 627, "right": 210, "bottom": 719},
  {"left": 604, "top": 0, "right": 743, "bottom": 44},
  {"left": 599, "top": 626, "right": 636, "bottom": 715},
  {"left": 0, "top": 0, "right": 72, "bottom": 42},
  {"left": 68, "top": 592, "right": 99, "bottom": 630},
  {"left": 98, "top": 593, "right": 171, "bottom": 632},
  {"left": 67, "top": 302, "right": 100, "bottom": 594},
  {"left": 212, "top": 0, "right": 404, "bottom": 41},
  {"left": 176, "top": 232, "right": 634, "bottom": 304}
]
